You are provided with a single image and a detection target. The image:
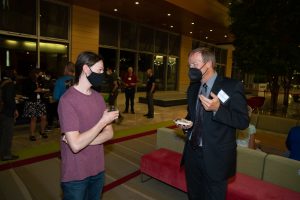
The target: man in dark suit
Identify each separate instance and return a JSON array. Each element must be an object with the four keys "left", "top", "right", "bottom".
[{"left": 181, "top": 48, "right": 249, "bottom": 200}]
